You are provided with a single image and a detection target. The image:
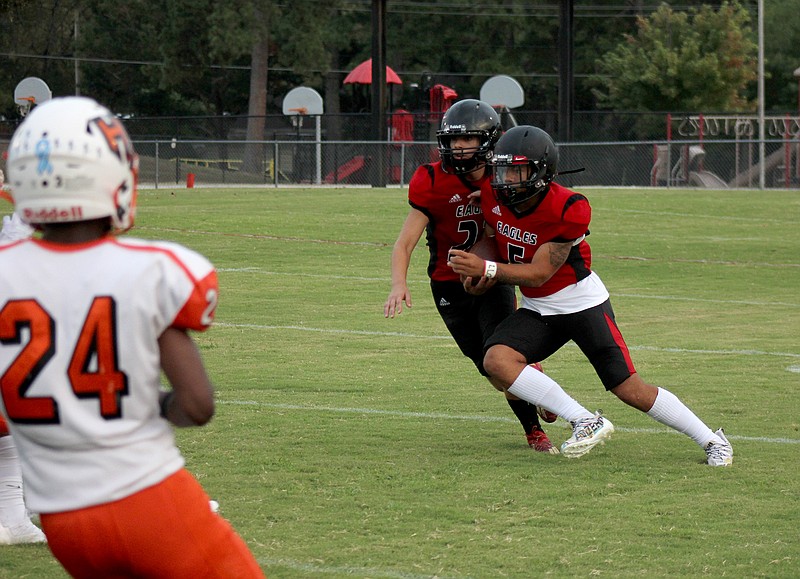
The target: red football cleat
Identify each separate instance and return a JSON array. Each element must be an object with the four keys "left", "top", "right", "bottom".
[{"left": 526, "top": 427, "right": 559, "bottom": 454}]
